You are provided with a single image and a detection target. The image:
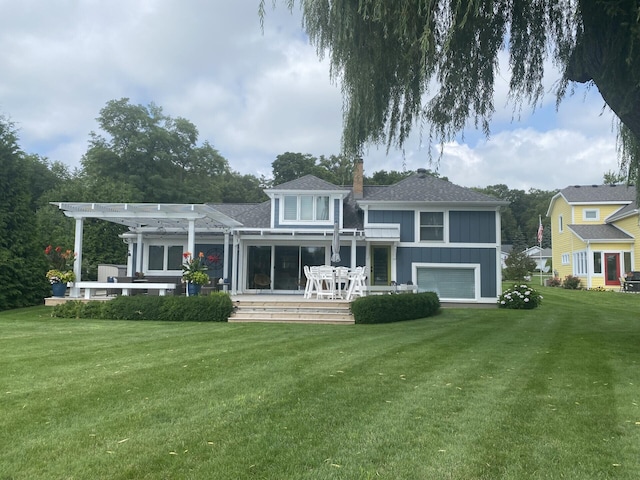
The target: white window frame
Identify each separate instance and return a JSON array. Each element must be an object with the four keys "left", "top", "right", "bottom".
[
  {"left": 412, "top": 262, "right": 480, "bottom": 302},
  {"left": 593, "top": 251, "right": 603, "bottom": 275},
  {"left": 145, "top": 241, "right": 186, "bottom": 274},
  {"left": 417, "top": 210, "right": 446, "bottom": 242},
  {"left": 561, "top": 253, "right": 570, "bottom": 265},
  {"left": 558, "top": 215, "right": 564, "bottom": 233},
  {"left": 573, "top": 251, "right": 588, "bottom": 276},
  {"left": 583, "top": 209, "right": 600, "bottom": 221},
  {"left": 281, "top": 194, "right": 332, "bottom": 224}
]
